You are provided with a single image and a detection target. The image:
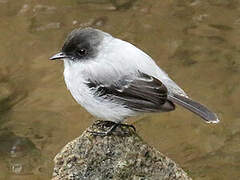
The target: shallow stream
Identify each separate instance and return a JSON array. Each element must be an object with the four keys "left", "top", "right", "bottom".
[{"left": 0, "top": 0, "right": 240, "bottom": 179}]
